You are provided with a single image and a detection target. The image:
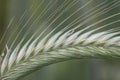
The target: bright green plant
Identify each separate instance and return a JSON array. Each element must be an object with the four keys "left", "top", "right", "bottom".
[{"left": 0, "top": 0, "right": 120, "bottom": 80}]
